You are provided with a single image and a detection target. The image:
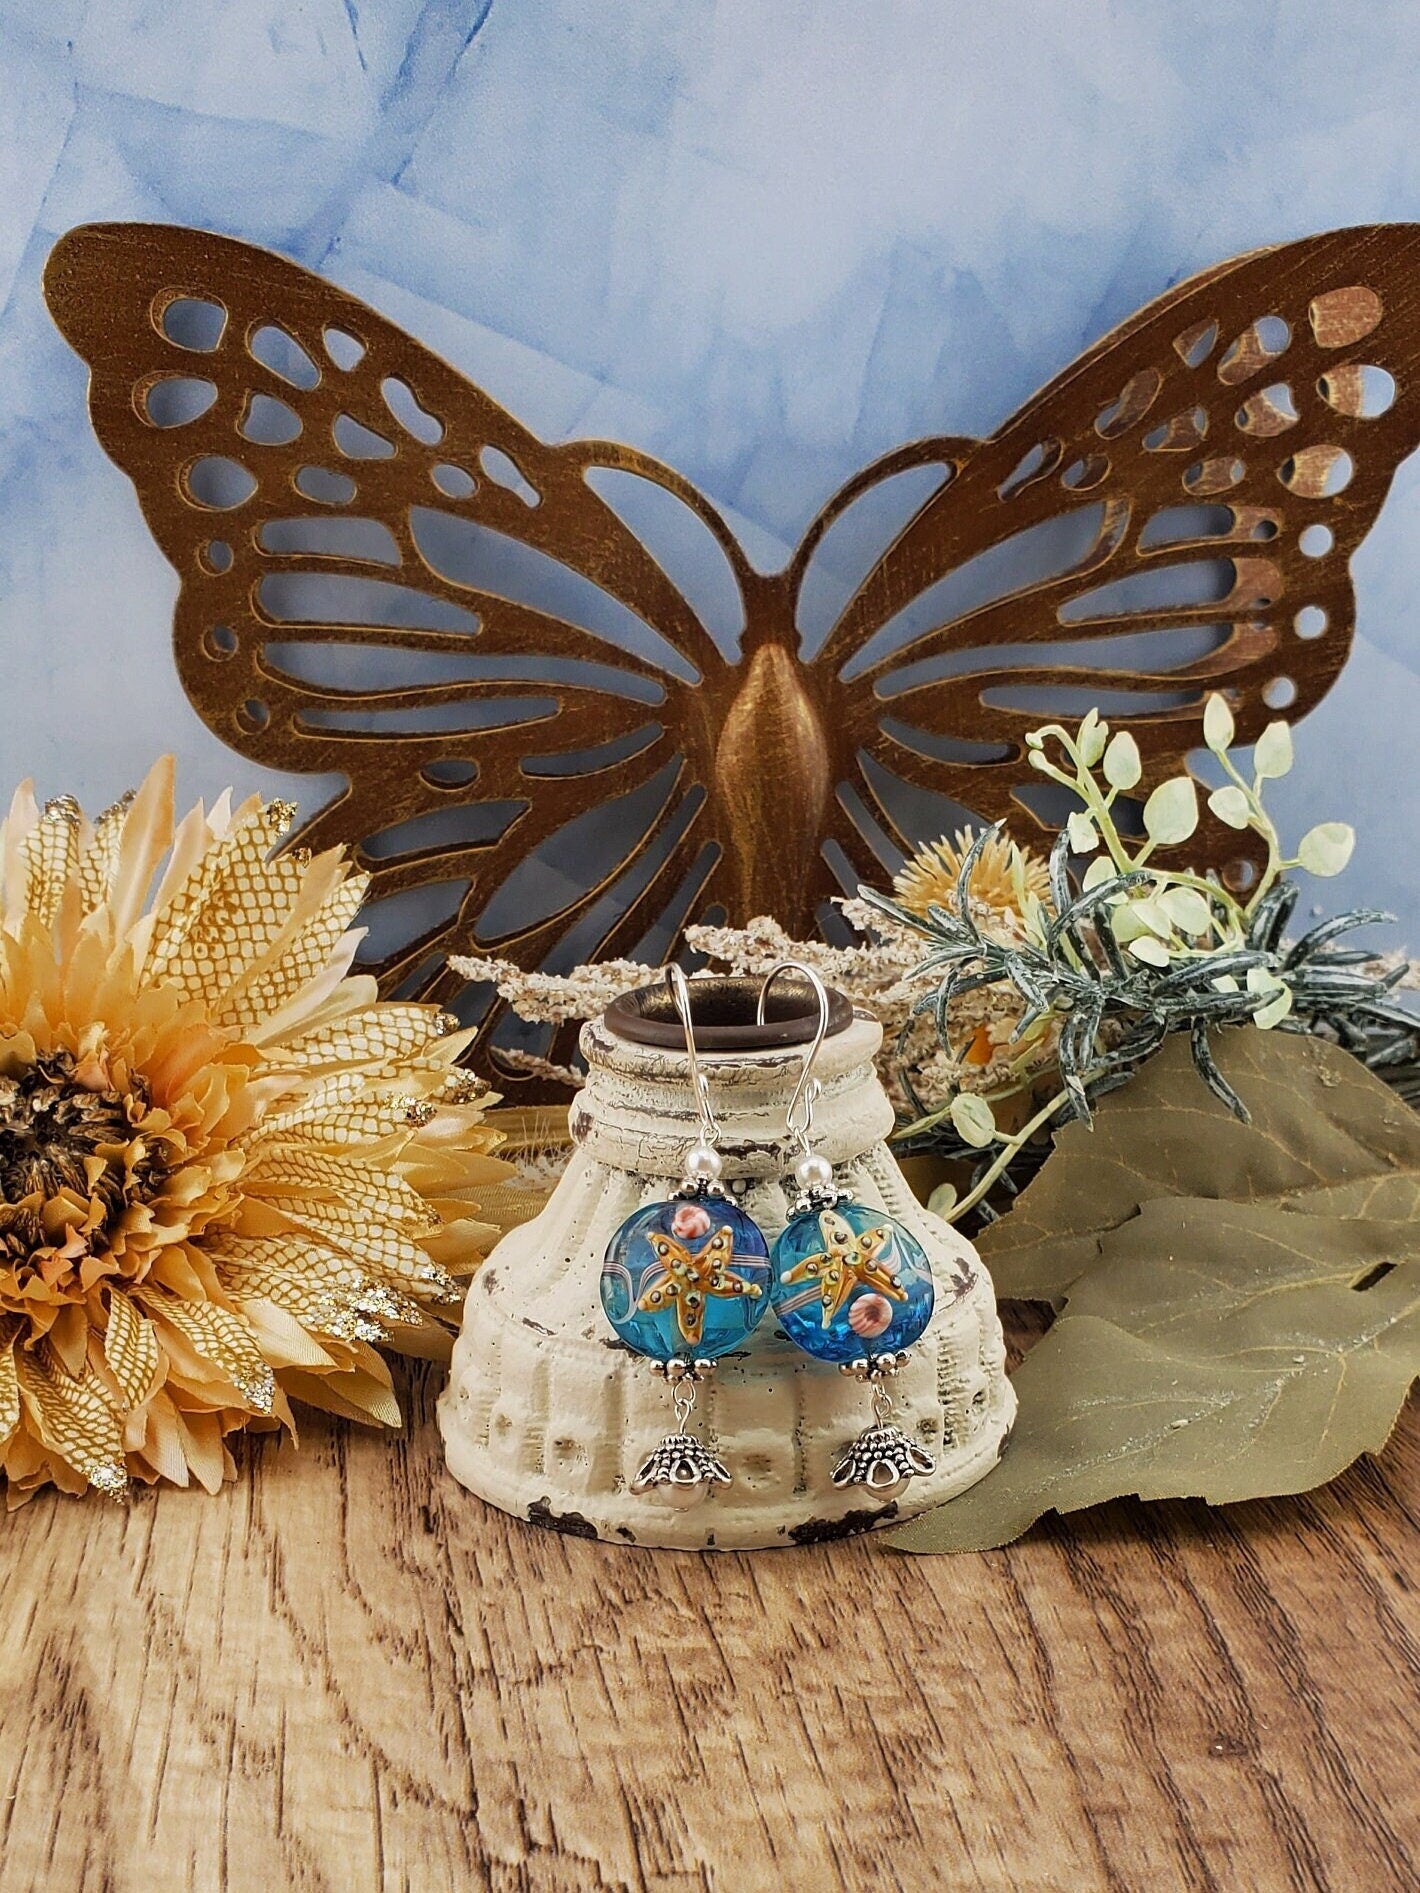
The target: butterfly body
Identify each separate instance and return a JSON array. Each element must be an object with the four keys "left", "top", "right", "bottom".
[{"left": 43, "top": 220, "right": 1420, "bottom": 1087}]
